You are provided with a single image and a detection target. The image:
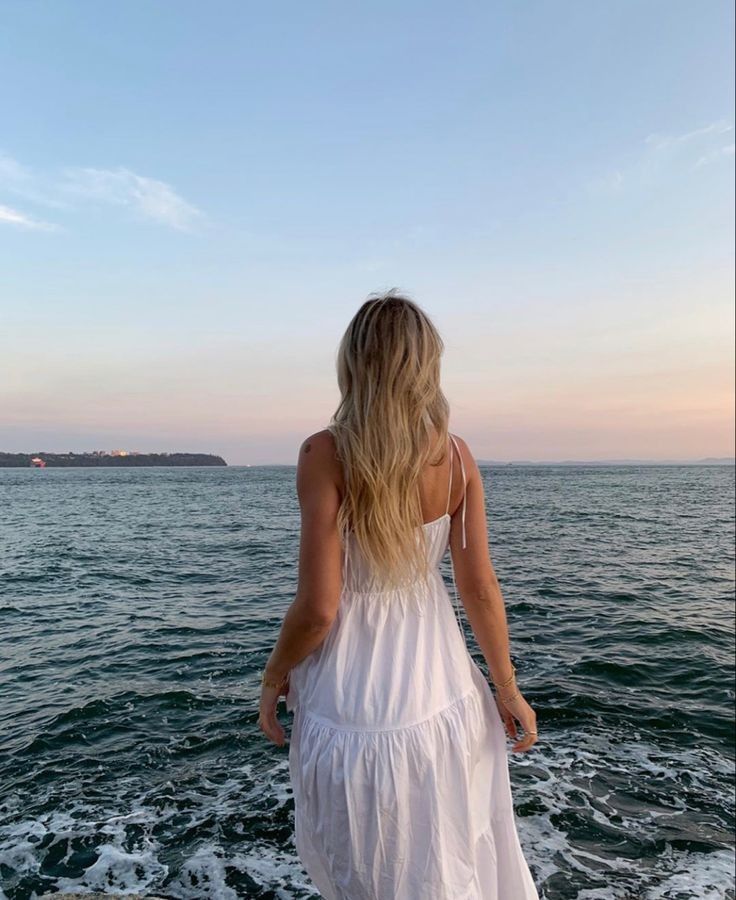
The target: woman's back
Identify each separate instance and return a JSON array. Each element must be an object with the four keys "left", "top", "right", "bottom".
[{"left": 286, "top": 433, "right": 474, "bottom": 727}]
